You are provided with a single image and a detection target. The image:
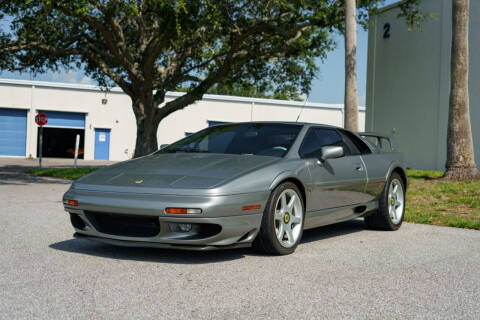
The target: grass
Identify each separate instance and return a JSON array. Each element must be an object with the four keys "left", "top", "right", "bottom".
[
  {"left": 28, "top": 167, "right": 99, "bottom": 180},
  {"left": 405, "top": 169, "right": 480, "bottom": 230},
  {"left": 27, "top": 166, "right": 479, "bottom": 230}
]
